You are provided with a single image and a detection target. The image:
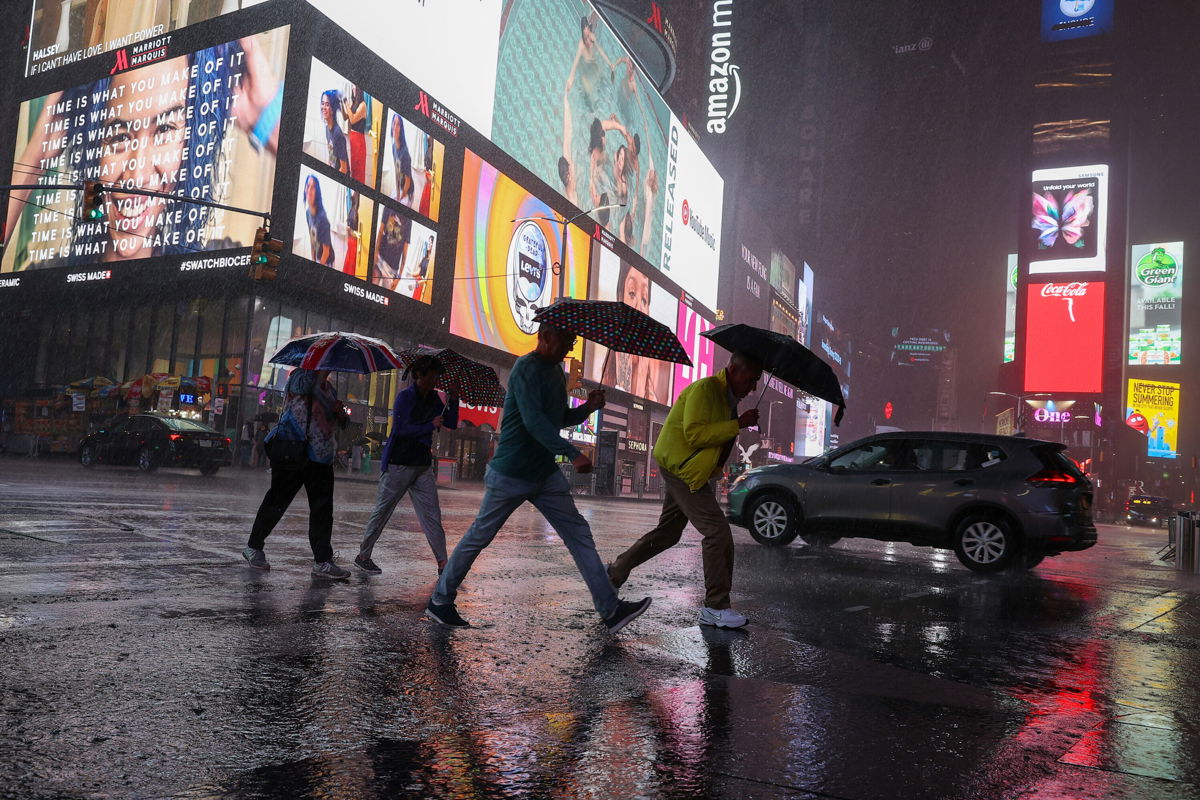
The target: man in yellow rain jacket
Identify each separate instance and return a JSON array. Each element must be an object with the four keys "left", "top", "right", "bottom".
[{"left": 608, "top": 351, "right": 763, "bottom": 628}]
